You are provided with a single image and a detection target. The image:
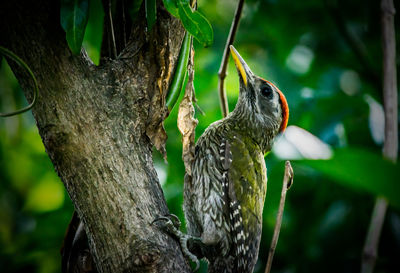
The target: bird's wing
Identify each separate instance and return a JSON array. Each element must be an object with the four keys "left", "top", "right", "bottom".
[
  {"left": 187, "top": 126, "right": 232, "bottom": 254},
  {"left": 221, "top": 139, "right": 248, "bottom": 273},
  {"left": 228, "top": 135, "right": 267, "bottom": 273}
]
